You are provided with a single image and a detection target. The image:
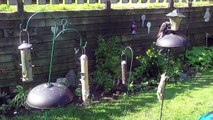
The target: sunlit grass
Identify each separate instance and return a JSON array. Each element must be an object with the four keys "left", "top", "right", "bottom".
[{"left": 13, "top": 70, "right": 213, "bottom": 120}]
